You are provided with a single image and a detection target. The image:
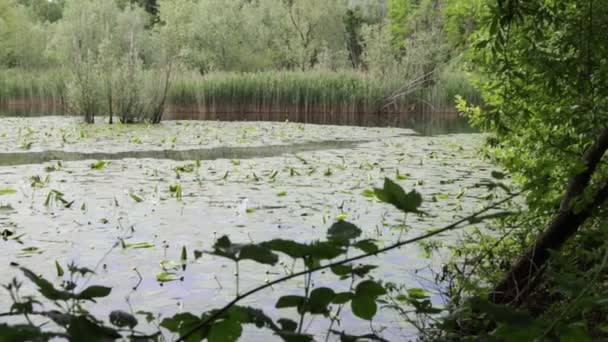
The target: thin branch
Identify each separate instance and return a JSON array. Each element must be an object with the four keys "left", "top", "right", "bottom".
[{"left": 177, "top": 192, "right": 522, "bottom": 341}]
